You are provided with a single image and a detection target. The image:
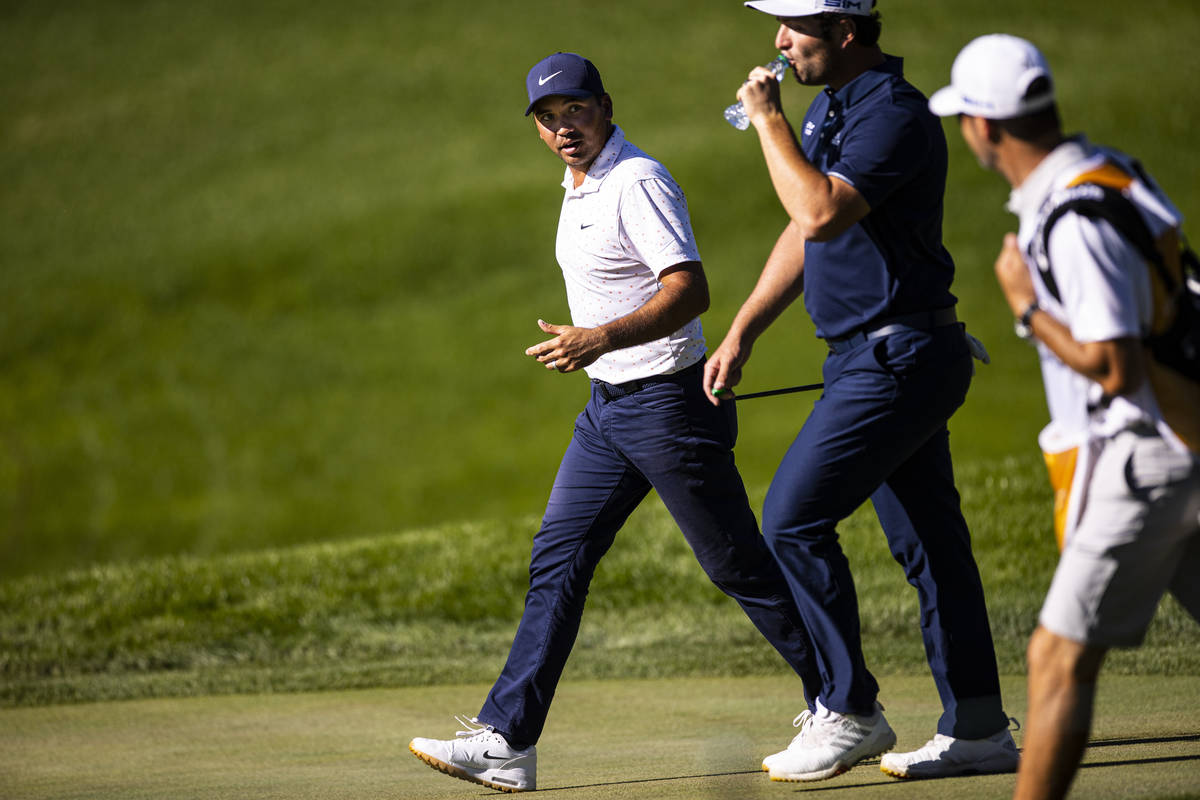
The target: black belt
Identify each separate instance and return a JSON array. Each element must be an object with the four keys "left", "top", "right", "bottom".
[
  {"left": 592, "top": 360, "right": 703, "bottom": 401},
  {"left": 825, "top": 307, "right": 958, "bottom": 355}
]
